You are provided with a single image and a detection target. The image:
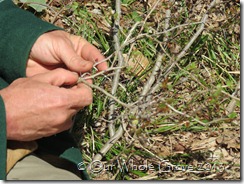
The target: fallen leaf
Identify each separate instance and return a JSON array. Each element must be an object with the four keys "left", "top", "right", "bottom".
[
  {"left": 173, "top": 144, "right": 185, "bottom": 152},
  {"left": 123, "top": 50, "right": 150, "bottom": 77},
  {"left": 191, "top": 137, "right": 217, "bottom": 151}
]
